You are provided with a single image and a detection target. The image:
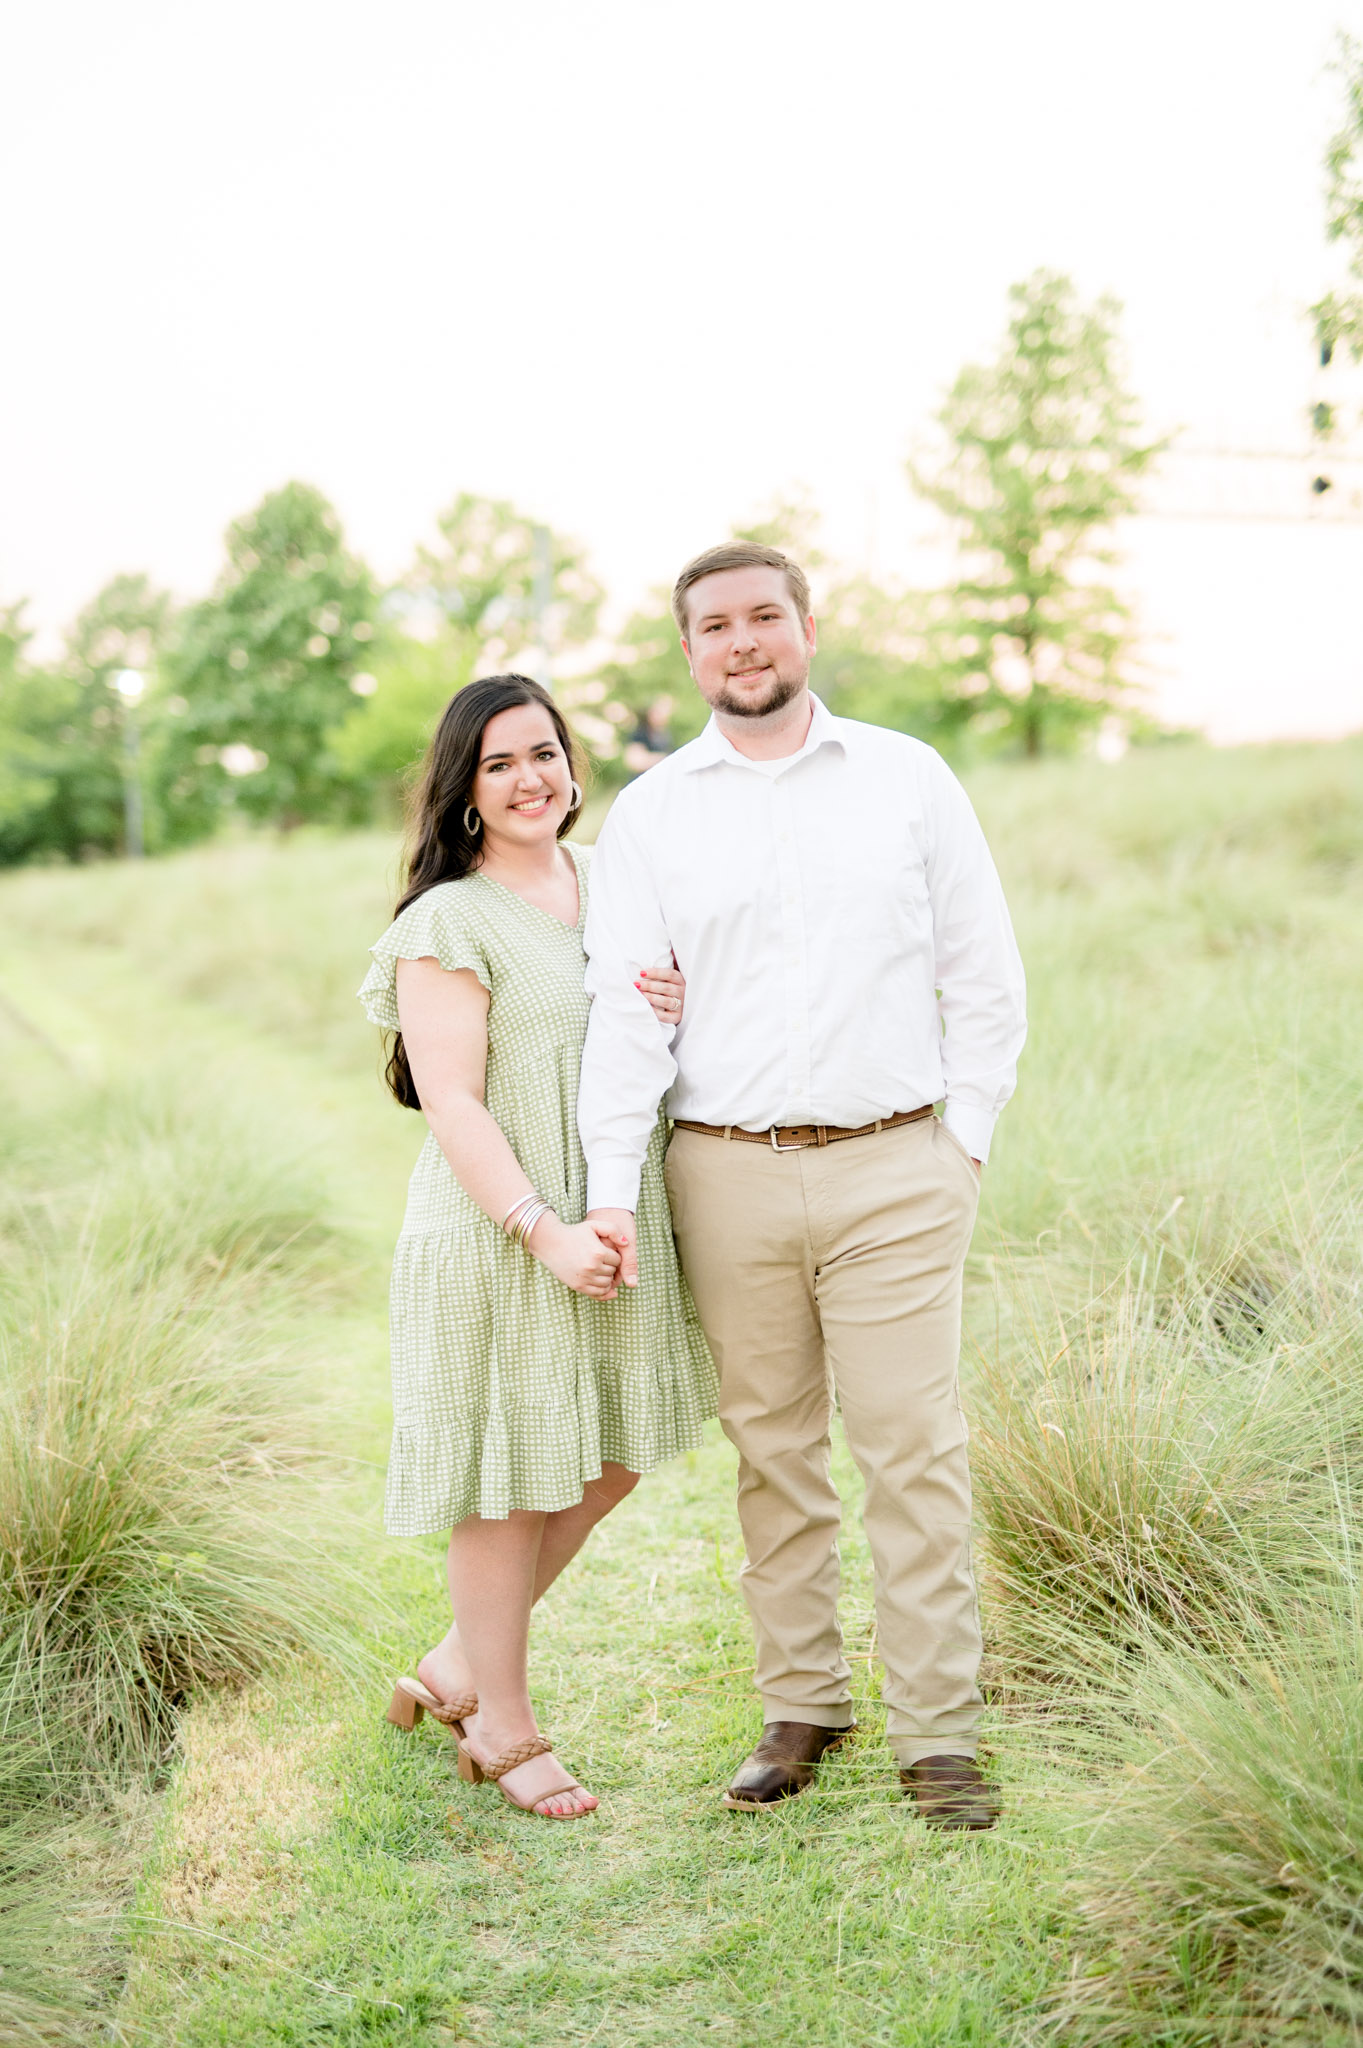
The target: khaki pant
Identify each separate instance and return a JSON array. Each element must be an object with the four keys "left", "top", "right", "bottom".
[{"left": 664, "top": 1115, "right": 984, "bottom": 1766}]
